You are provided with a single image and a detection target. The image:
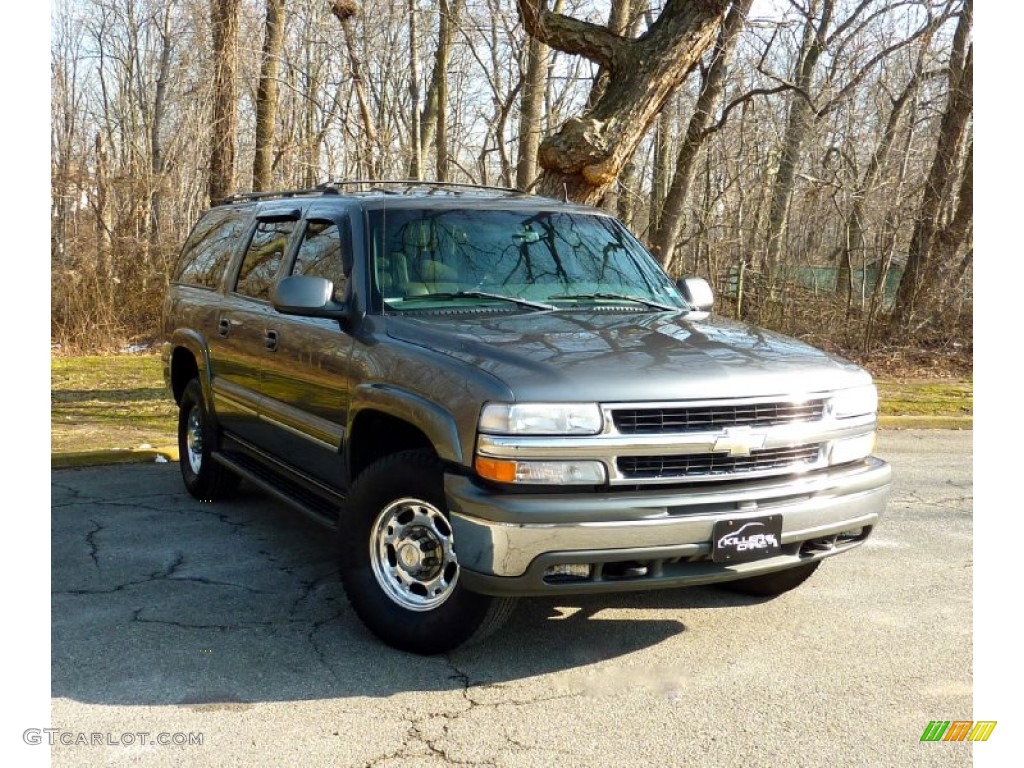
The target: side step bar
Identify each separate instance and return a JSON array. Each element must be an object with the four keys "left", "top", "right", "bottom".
[{"left": 212, "top": 449, "right": 342, "bottom": 531}]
